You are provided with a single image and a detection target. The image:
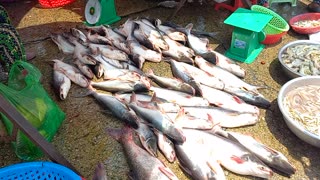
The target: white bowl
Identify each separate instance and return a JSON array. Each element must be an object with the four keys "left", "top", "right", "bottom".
[
  {"left": 278, "top": 40, "right": 320, "bottom": 79},
  {"left": 278, "top": 76, "right": 320, "bottom": 148}
]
